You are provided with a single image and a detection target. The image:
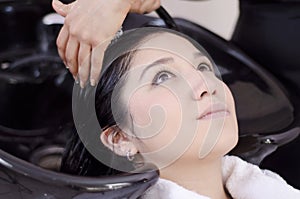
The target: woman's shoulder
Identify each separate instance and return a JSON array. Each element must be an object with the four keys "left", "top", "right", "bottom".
[{"left": 222, "top": 155, "right": 300, "bottom": 199}]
